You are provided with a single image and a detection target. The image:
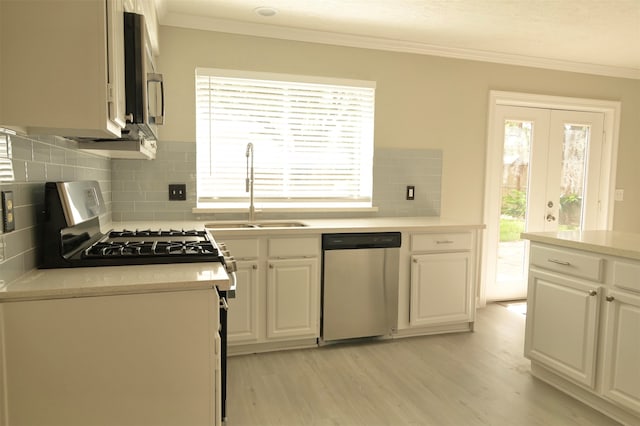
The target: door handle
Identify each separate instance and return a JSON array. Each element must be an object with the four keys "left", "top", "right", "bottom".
[{"left": 546, "top": 214, "right": 556, "bottom": 222}]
